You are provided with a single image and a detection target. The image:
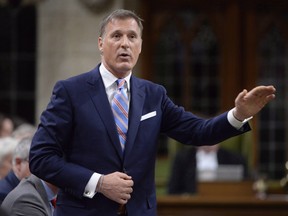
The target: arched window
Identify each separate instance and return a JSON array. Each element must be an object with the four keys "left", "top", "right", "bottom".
[{"left": 258, "top": 25, "right": 287, "bottom": 179}]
